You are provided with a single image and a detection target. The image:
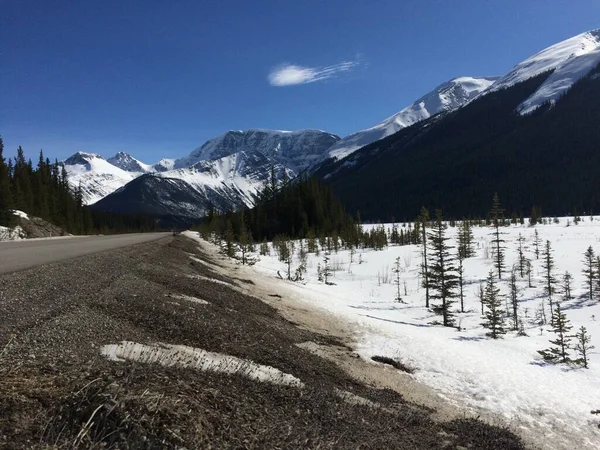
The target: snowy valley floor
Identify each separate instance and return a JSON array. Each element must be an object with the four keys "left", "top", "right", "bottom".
[{"left": 185, "top": 219, "right": 600, "bottom": 450}]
